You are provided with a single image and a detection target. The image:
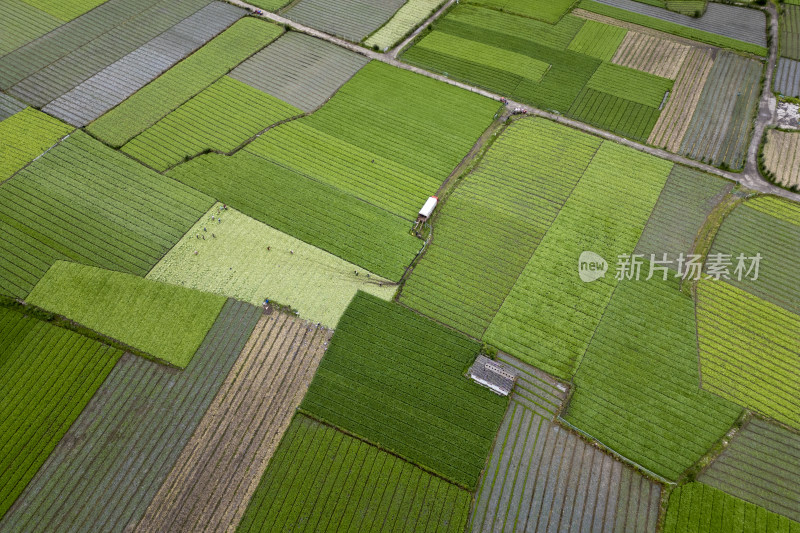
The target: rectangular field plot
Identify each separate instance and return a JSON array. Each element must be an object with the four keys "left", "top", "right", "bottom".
[
  {"left": 663, "top": 483, "right": 800, "bottom": 533},
  {"left": 167, "top": 152, "right": 420, "bottom": 282},
  {"left": 246, "top": 61, "right": 498, "bottom": 219},
  {"left": 465, "top": 0, "right": 576, "bottom": 23},
  {"left": 6, "top": 0, "right": 216, "bottom": 108},
  {"left": 775, "top": 58, "right": 800, "bottom": 98},
  {"left": 42, "top": 2, "right": 244, "bottom": 127},
  {"left": 364, "top": 0, "right": 445, "bottom": 50},
  {"left": 400, "top": 118, "right": 602, "bottom": 338},
  {"left": 612, "top": 31, "right": 690, "bottom": 79},
  {"left": 230, "top": 32, "right": 368, "bottom": 113},
  {"left": 679, "top": 51, "right": 762, "bottom": 170},
  {"left": 567, "top": 19, "right": 628, "bottom": 61},
  {"left": 147, "top": 204, "right": 395, "bottom": 328},
  {"left": 237, "top": 415, "right": 472, "bottom": 532},
  {"left": 707, "top": 198, "right": 800, "bottom": 315},
  {"left": 472, "top": 400, "right": 660, "bottom": 532},
  {"left": 0, "top": 309, "right": 121, "bottom": 520},
  {"left": 0, "top": 131, "right": 213, "bottom": 299},
  {"left": 283, "top": 0, "right": 406, "bottom": 42},
  {"left": 27, "top": 262, "right": 226, "bottom": 368},
  {"left": 0, "top": 107, "right": 72, "bottom": 181},
  {"left": 122, "top": 76, "right": 301, "bottom": 171},
  {"left": 0, "top": 299, "right": 261, "bottom": 533},
  {"left": 0, "top": 0, "right": 63, "bottom": 56},
  {"left": 764, "top": 129, "right": 800, "bottom": 192},
  {"left": 648, "top": 46, "right": 714, "bottom": 153},
  {"left": 484, "top": 141, "right": 672, "bottom": 380},
  {"left": 580, "top": 0, "right": 767, "bottom": 52},
  {"left": 565, "top": 277, "right": 742, "bottom": 481},
  {"left": 401, "top": 6, "right": 672, "bottom": 141},
  {"left": 300, "top": 292, "right": 507, "bottom": 490},
  {"left": 699, "top": 417, "right": 800, "bottom": 523},
  {"left": 87, "top": 17, "right": 282, "bottom": 147},
  {"left": 132, "top": 314, "right": 332, "bottom": 533},
  {"left": 634, "top": 165, "right": 732, "bottom": 264},
  {"left": 696, "top": 280, "right": 800, "bottom": 432},
  {"left": 781, "top": 6, "right": 800, "bottom": 61}
]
